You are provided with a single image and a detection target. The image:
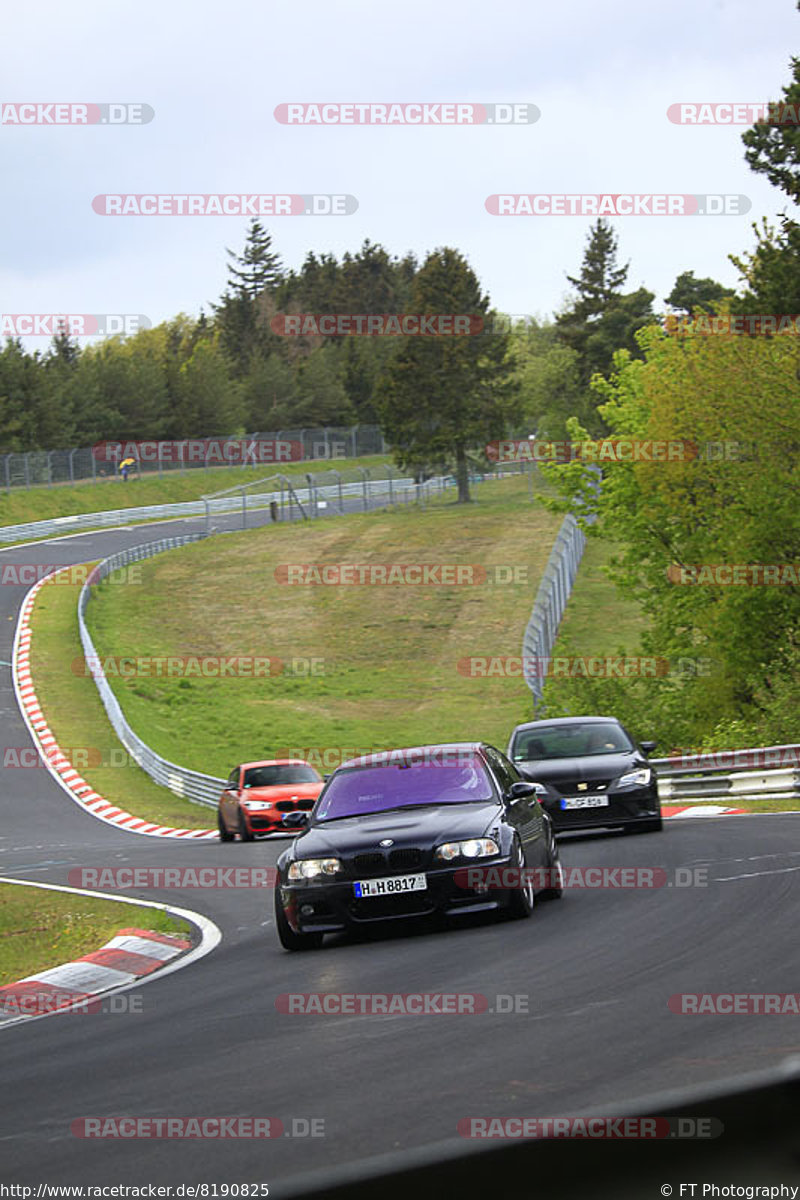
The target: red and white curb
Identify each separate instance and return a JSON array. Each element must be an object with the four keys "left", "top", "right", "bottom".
[
  {"left": 0, "top": 877, "right": 222, "bottom": 1030},
  {"left": 12, "top": 571, "right": 217, "bottom": 840},
  {"left": 0, "top": 928, "right": 192, "bottom": 1022},
  {"left": 663, "top": 804, "right": 748, "bottom": 819}
]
